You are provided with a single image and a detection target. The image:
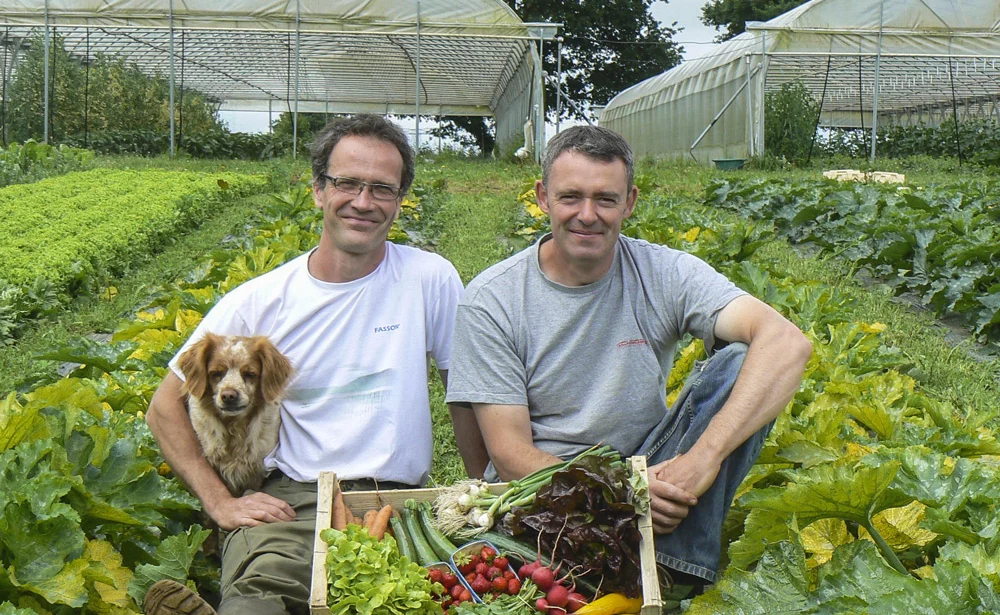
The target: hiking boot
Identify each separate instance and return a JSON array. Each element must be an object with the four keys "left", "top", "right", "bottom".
[{"left": 144, "top": 579, "right": 217, "bottom": 615}]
